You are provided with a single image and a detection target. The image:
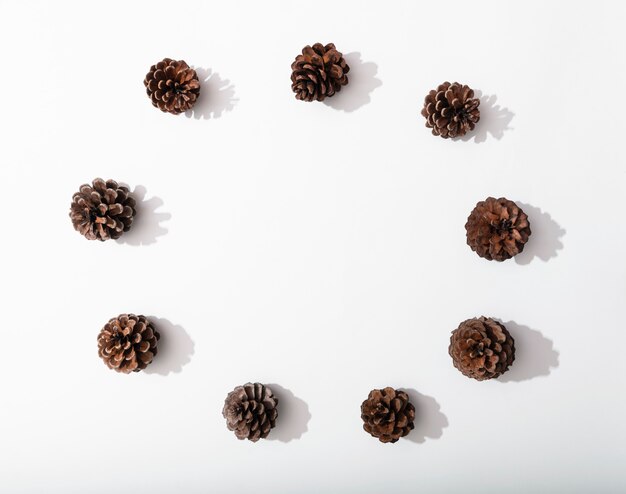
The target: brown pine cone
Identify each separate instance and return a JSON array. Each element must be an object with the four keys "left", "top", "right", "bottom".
[
  {"left": 223, "top": 383, "right": 278, "bottom": 442},
  {"left": 291, "top": 43, "right": 349, "bottom": 102},
  {"left": 97, "top": 314, "right": 160, "bottom": 373},
  {"left": 449, "top": 317, "right": 515, "bottom": 381},
  {"left": 144, "top": 58, "right": 200, "bottom": 114},
  {"left": 69, "top": 178, "right": 136, "bottom": 241},
  {"left": 361, "top": 387, "right": 415, "bottom": 443},
  {"left": 421, "top": 82, "right": 480, "bottom": 138},
  {"left": 466, "top": 197, "right": 531, "bottom": 261}
]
